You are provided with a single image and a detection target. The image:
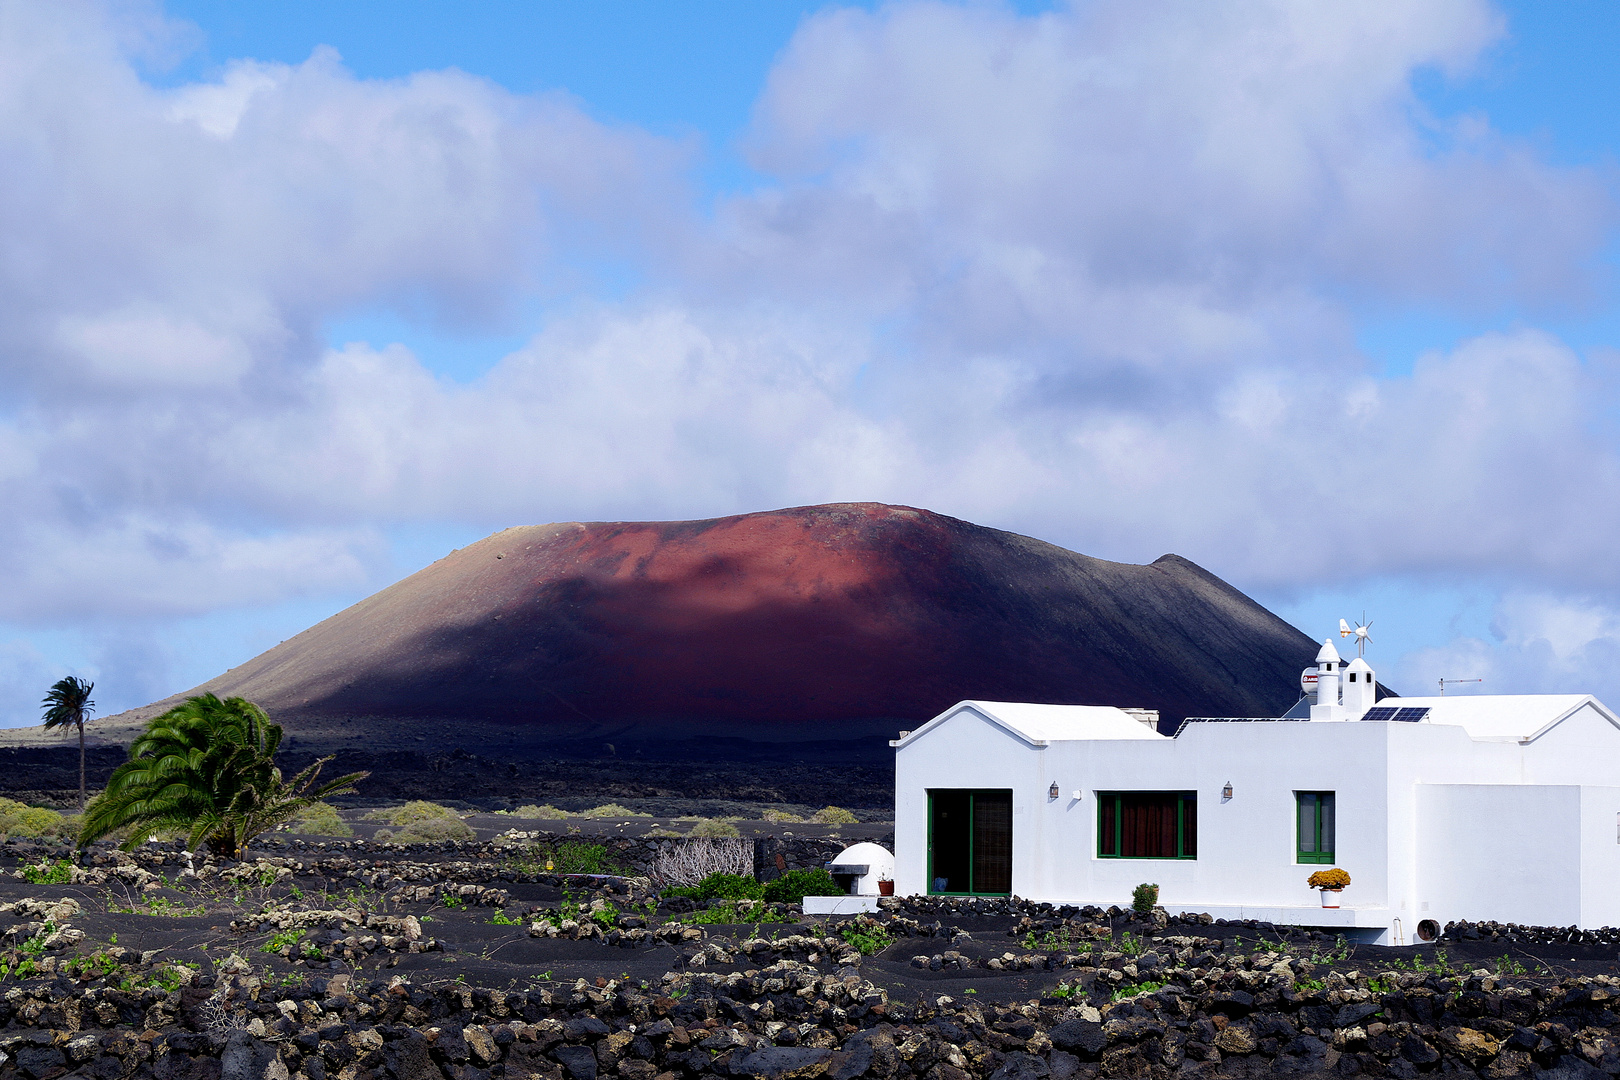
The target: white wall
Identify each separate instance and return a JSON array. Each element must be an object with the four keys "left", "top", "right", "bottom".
[{"left": 1416, "top": 784, "right": 1581, "bottom": 927}]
